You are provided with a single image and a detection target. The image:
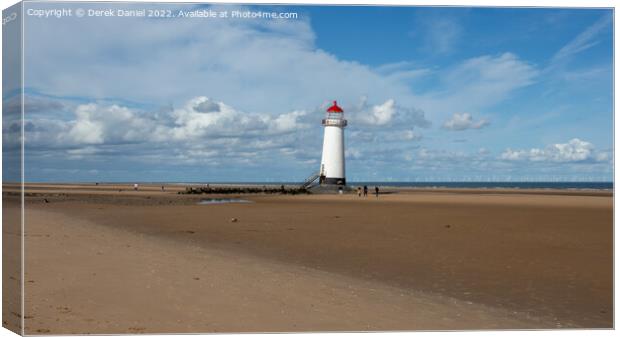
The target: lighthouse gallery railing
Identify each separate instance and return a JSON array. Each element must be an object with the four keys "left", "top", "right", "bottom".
[{"left": 321, "top": 118, "right": 348, "bottom": 127}]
